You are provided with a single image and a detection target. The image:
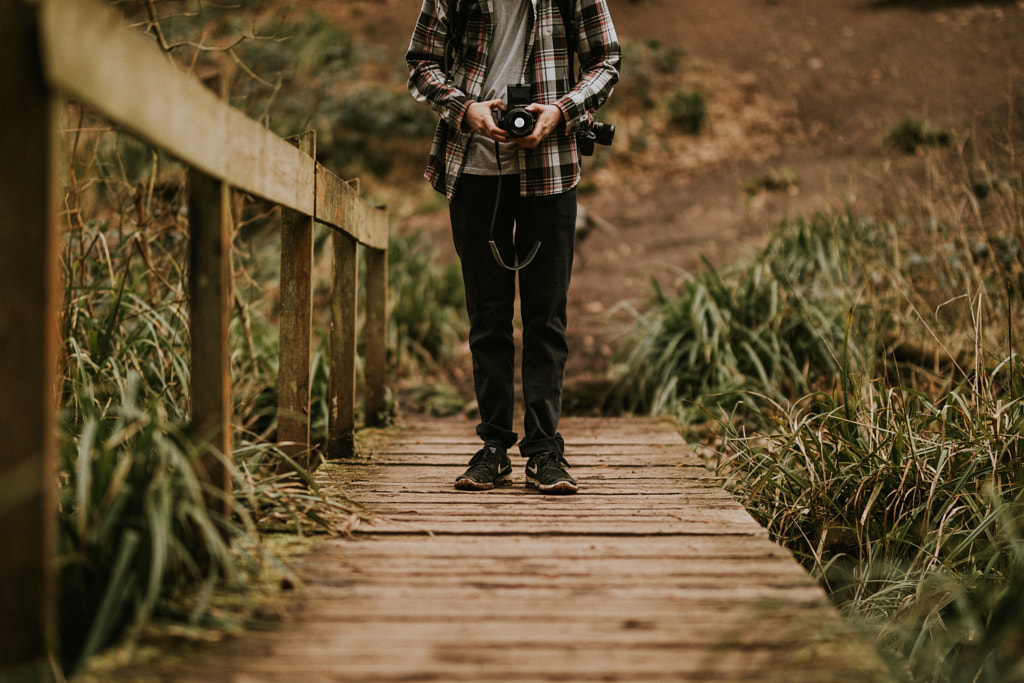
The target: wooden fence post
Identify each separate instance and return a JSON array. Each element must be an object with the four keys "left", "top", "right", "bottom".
[
  {"left": 188, "top": 167, "right": 233, "bottom": 513},
  {"left": 364, "top": 208, "right": 389, "bottom": 426},
  {"left": 328, "top": 187, "right": 360, "bottom": 459},
  {"left": 0, "top": 2, "right": 60, "bottom": 678},
  {"left": 278, "top": 131, "right": 316, "bottom": 469}
]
